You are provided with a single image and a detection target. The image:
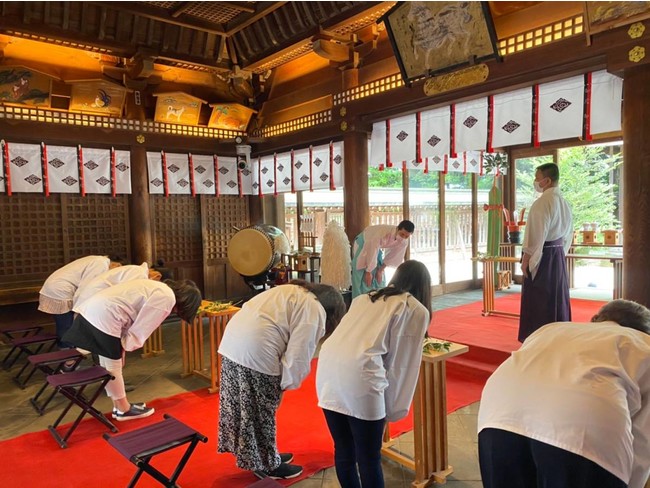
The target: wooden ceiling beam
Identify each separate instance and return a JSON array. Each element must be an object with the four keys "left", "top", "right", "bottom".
[
  {"left": 217, "top": 2, "right": 256, "bottom": 14},
  {"left": 224, "top": 2, "right": 286, "bottom": 36},
  {"left": 88, "top": 1, "right": 227, "bottom": 35}
]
